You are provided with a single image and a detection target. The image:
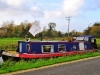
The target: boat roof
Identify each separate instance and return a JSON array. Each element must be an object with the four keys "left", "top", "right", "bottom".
[
  {"left": 77, "top": 35, "right": 95, "bottom": 38},
  {"left": 18, "top": 40, "right": 68, "bottom": 42},
  {"left": 74, "top": 35, "right": 95, "bottom": 41}
]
